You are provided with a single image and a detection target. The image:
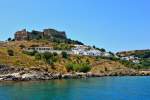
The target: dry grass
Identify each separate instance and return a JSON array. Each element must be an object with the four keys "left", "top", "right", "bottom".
[
  {"left": 0, "top": 41, "right": 127, "bottom": 73},
  {"left": 90, "top": 59, "right": 126, "bottom": 73}
]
